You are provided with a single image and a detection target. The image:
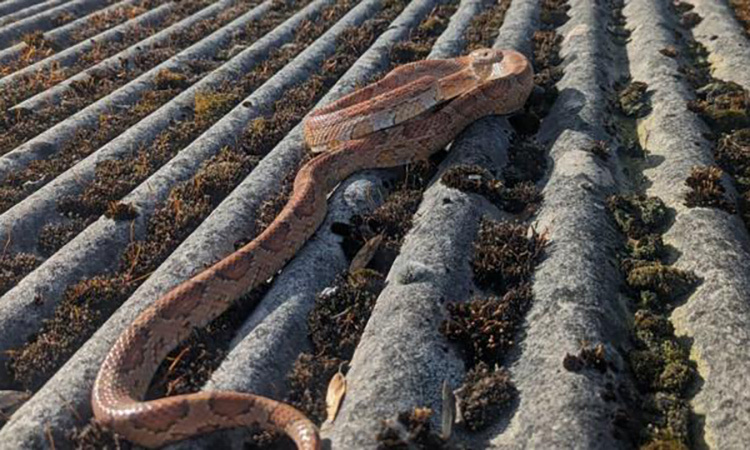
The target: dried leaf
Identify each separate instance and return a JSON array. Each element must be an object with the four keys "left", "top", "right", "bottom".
[
  {"left": 349, "top": 234, "right": 383, "bottom": 272},
  {"left": 441, "top": 380, "right": 455, "bottom": 440},
  {"left": 325, "top": 371, "right": 347, "bottom": 423}
]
